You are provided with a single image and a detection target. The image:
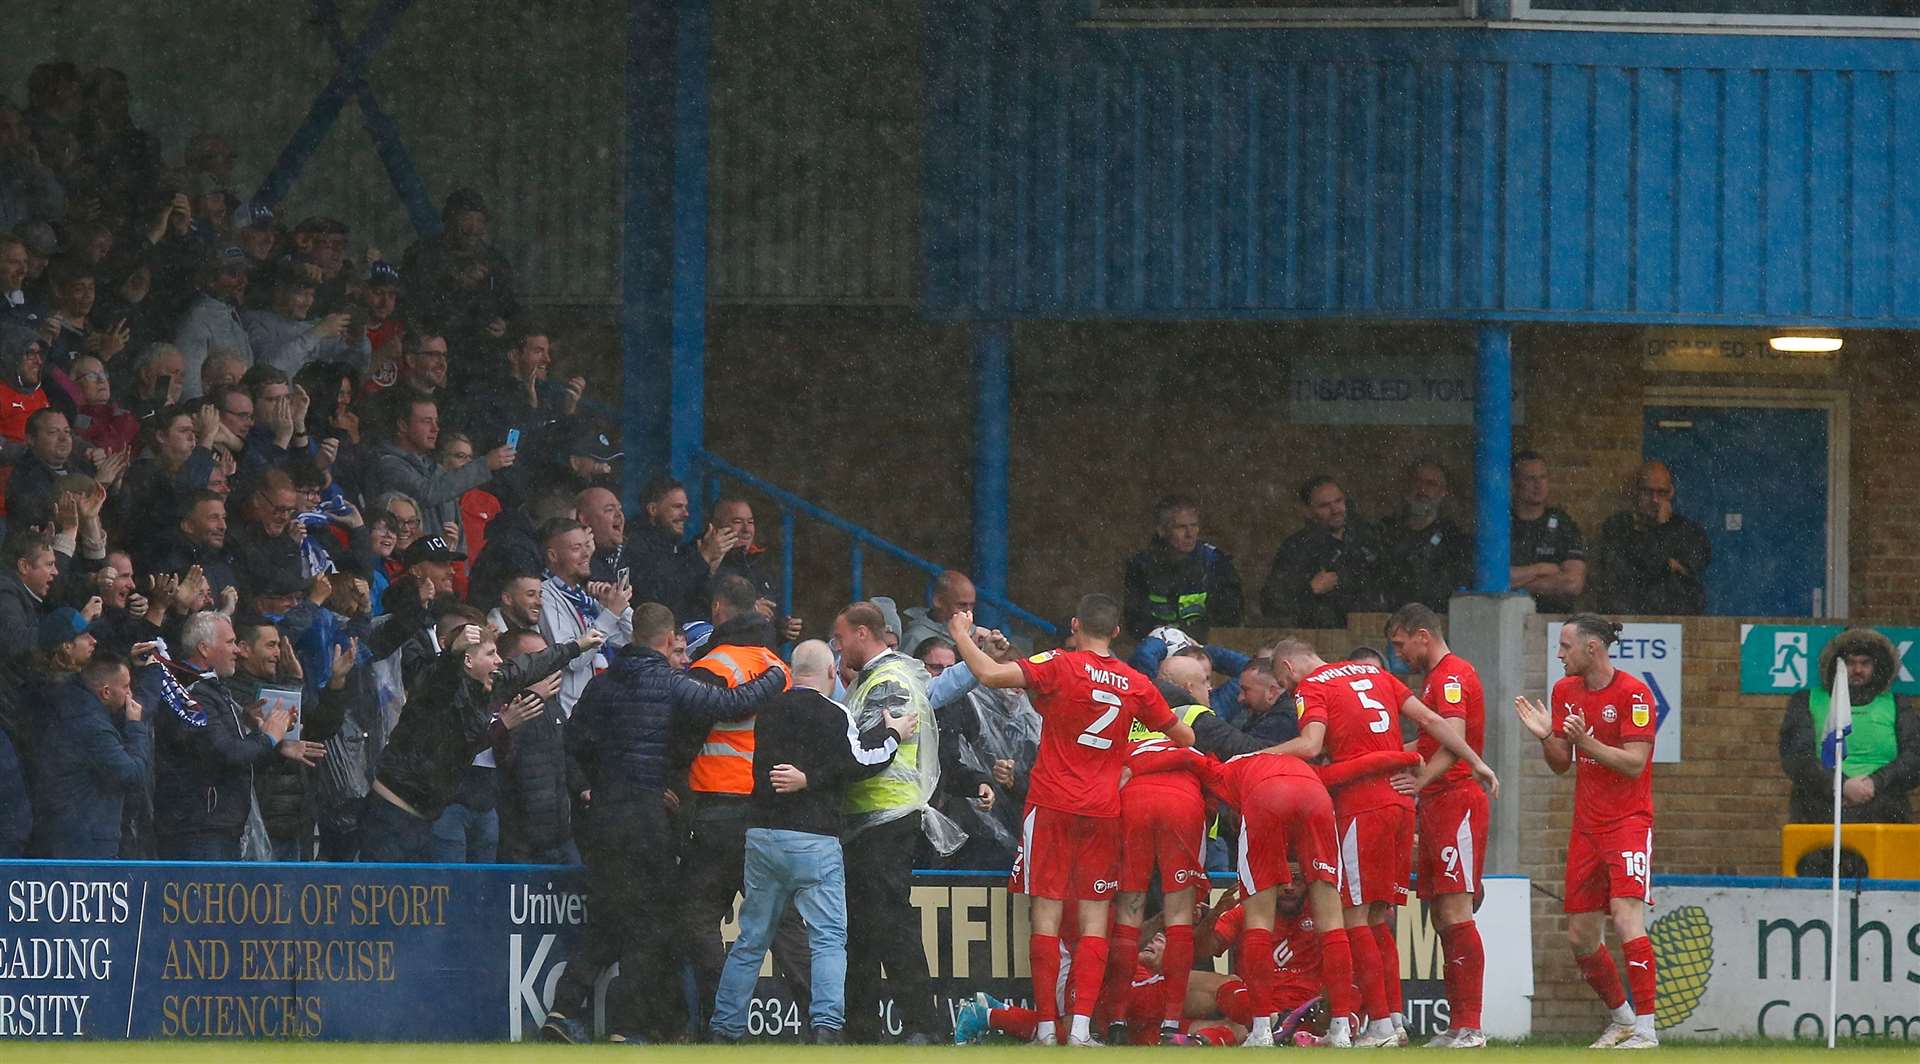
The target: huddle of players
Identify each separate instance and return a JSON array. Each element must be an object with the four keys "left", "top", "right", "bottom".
[{"left": 947, "top": 598, "right": 1663, "bottom": 1050}]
